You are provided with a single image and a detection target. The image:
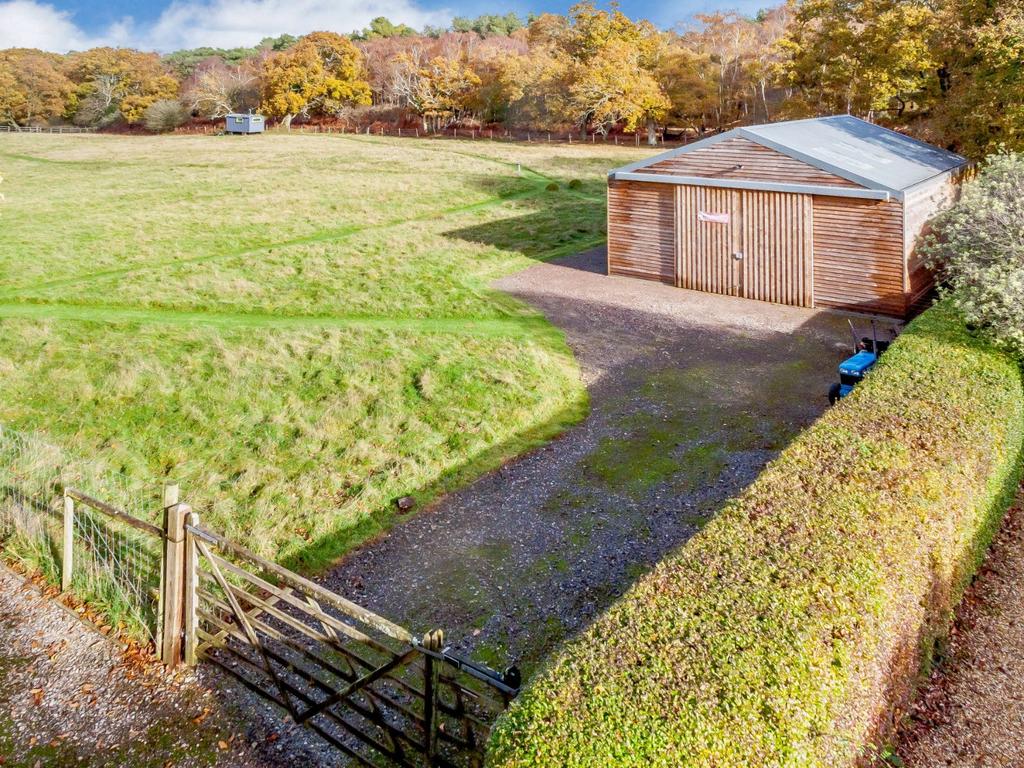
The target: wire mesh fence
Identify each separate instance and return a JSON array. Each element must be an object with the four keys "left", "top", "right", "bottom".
[{"left": 0, "top": 423, "right": 164, "bottom": 643}]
